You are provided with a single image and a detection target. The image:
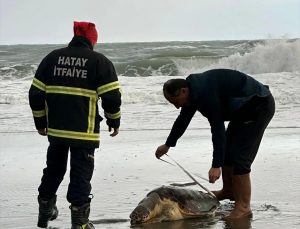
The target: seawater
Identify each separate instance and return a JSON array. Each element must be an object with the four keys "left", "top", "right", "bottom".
[
  {"left": 0, "top": 39, "right": 299, "bottom": 229},
  {"left": 0, "top": 39, "right": 299, "bottom": 132}
]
